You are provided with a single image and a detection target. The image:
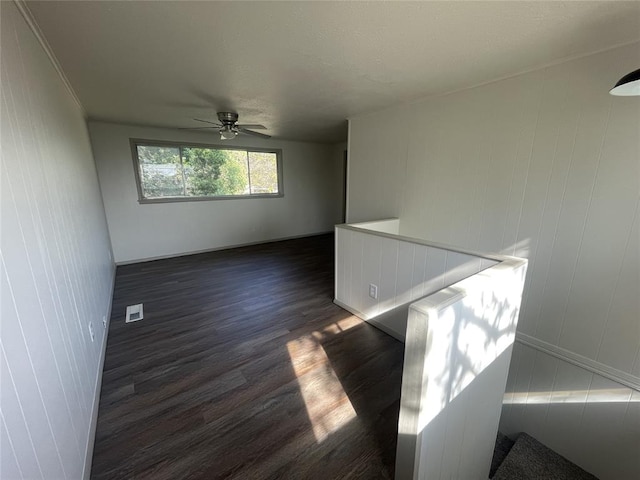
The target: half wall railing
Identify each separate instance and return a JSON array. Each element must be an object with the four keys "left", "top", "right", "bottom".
[{"left": 335, "top": 219, "right": 527, "bottom": 479}]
